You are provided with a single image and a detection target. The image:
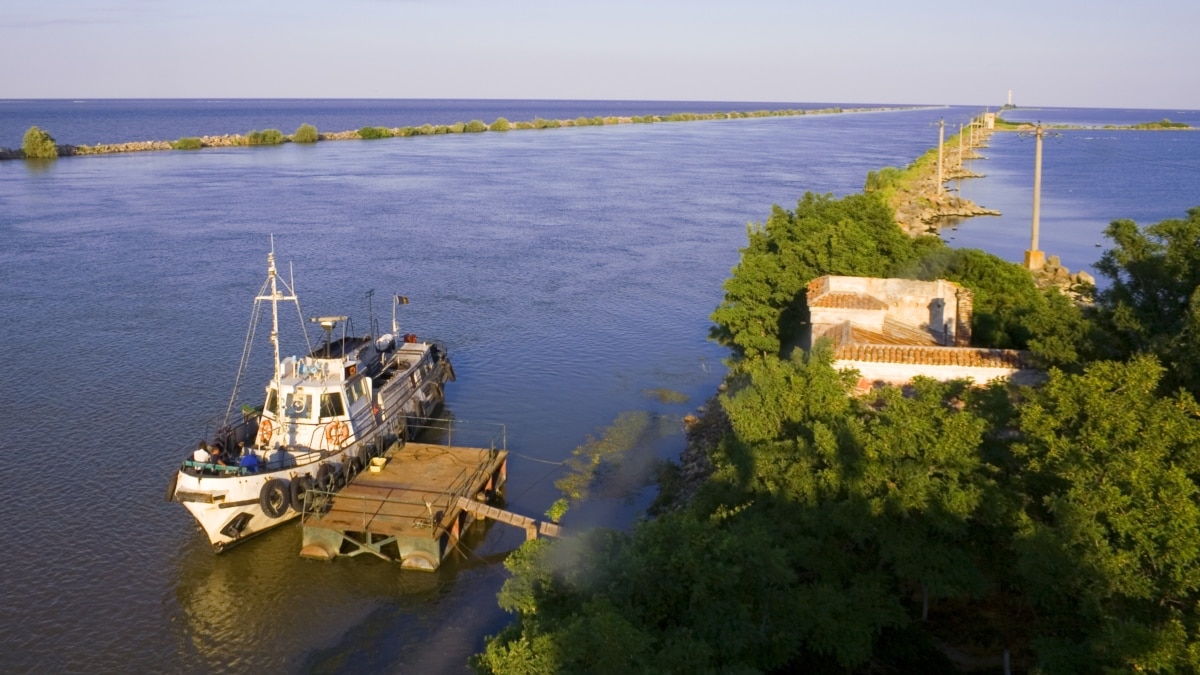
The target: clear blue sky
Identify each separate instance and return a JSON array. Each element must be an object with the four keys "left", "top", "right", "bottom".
[{"left": 3, "top": 0, "right": 1197, "bottom": 109}]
